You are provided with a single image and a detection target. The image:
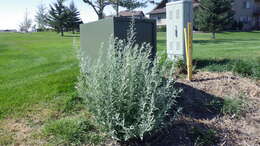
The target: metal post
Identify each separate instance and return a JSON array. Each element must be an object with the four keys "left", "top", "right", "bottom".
[{"left": 184, "top": 22, "right": 193, "bottom": 81}]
